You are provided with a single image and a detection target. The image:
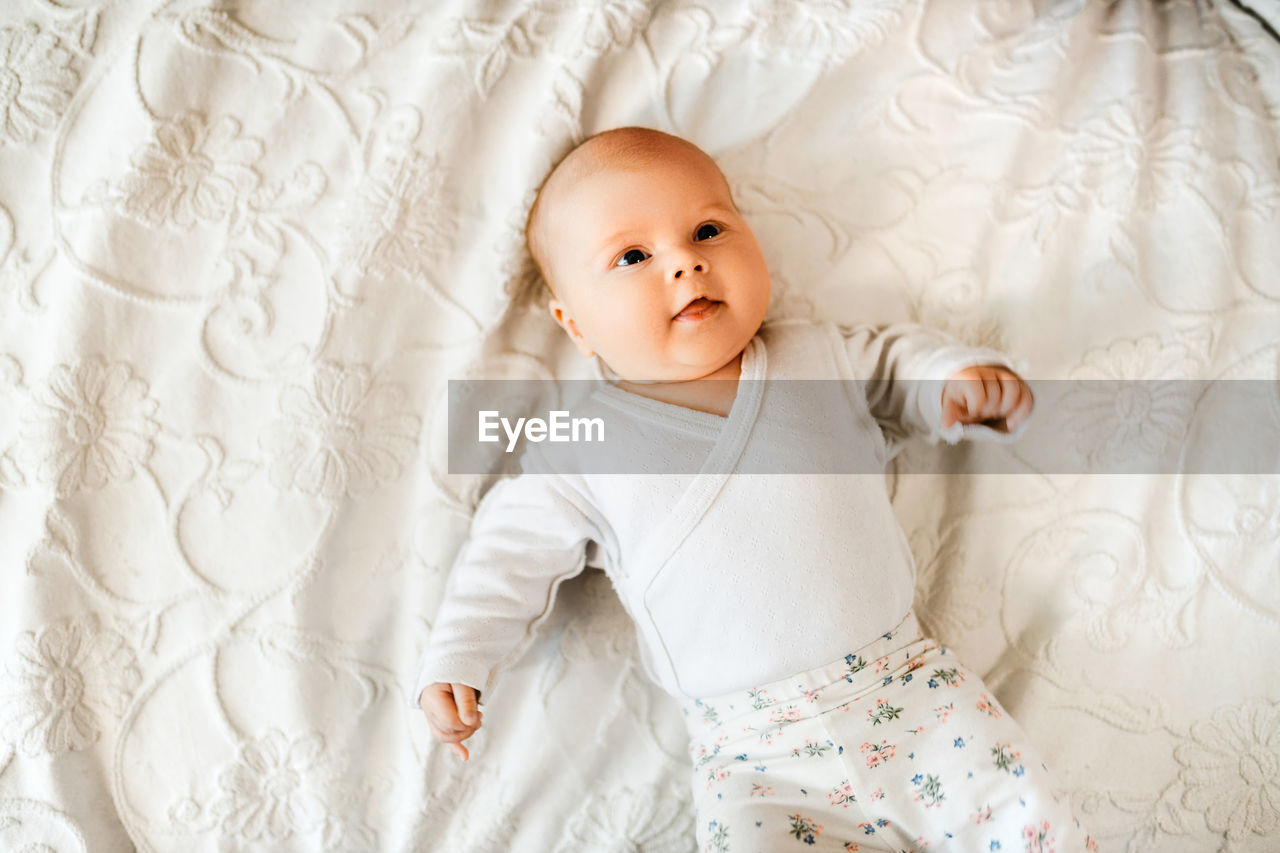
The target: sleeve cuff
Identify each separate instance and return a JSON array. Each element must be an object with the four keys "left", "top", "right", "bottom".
[{"left": 408, "top": 655, "right": 492, "bottom": 711}]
